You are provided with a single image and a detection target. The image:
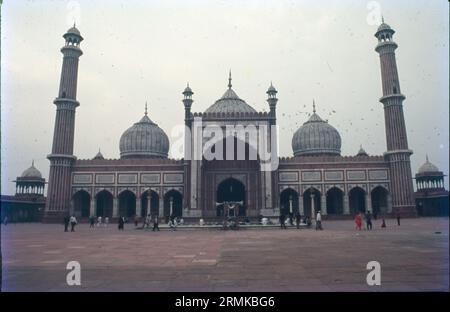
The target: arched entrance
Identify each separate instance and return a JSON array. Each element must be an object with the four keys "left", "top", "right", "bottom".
[
  {"left": 96, "top": 190, "right": 113, "bottom": 218},
  {"left": 303, "top": 188, "right": 321, "bottom": 217},
  {"left": 119, "top": 190, "right": 136, "bottom": 218},
  {"left": 164, "top": 190, "right": 183, "bottom": 218},
  {"left": 216, "top": 178, "right": 246, "bottom": 217},
  {"left": 72, "top": 190, "right": 90, "bottom": 218},
  {"left": 141, "top": 190, "right": 159, "bottom": 217},
  {"left": 279, "top": 188, "right": 299, "bottom": 216},
  {"left": 371, "top": 186, "right": 388, "bottom": 216},
  {"left": 326, "top": 187, "right": 344, "bottom": 215},
  {"left": 349, "top": 187, "right": 366, "bottom": 215}
]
